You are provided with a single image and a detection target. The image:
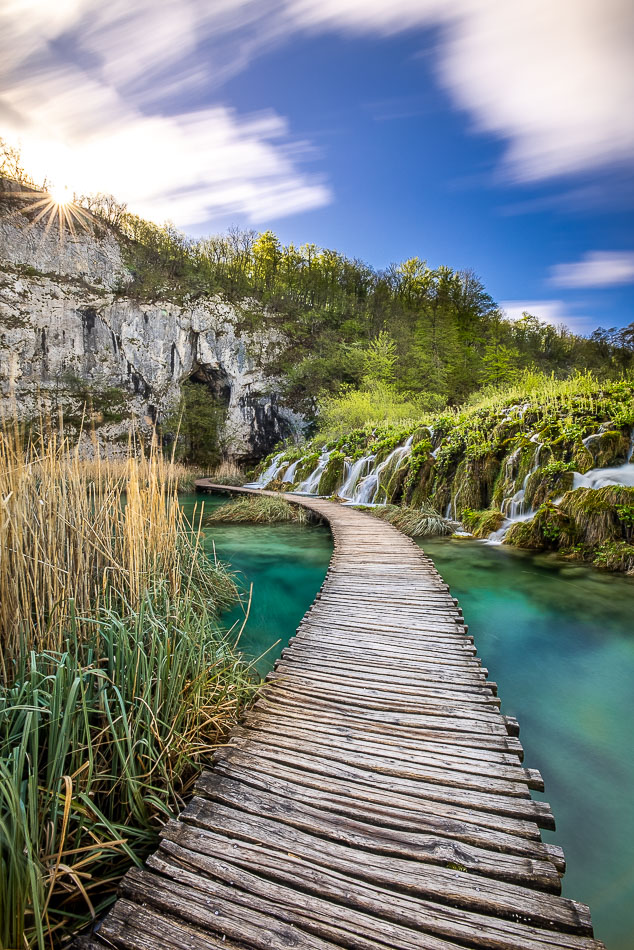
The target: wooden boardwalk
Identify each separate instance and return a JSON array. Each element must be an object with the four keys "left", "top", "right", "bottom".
[{"left": 80, "top": 485, "right": 605, "bottom": 950}]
